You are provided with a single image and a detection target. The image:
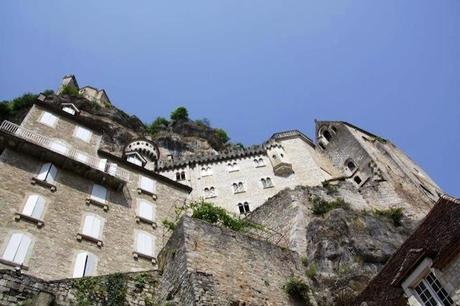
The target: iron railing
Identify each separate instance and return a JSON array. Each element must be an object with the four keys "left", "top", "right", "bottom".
[{"left": 0, "top": 120, "right": 130, "bottom": 181}]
